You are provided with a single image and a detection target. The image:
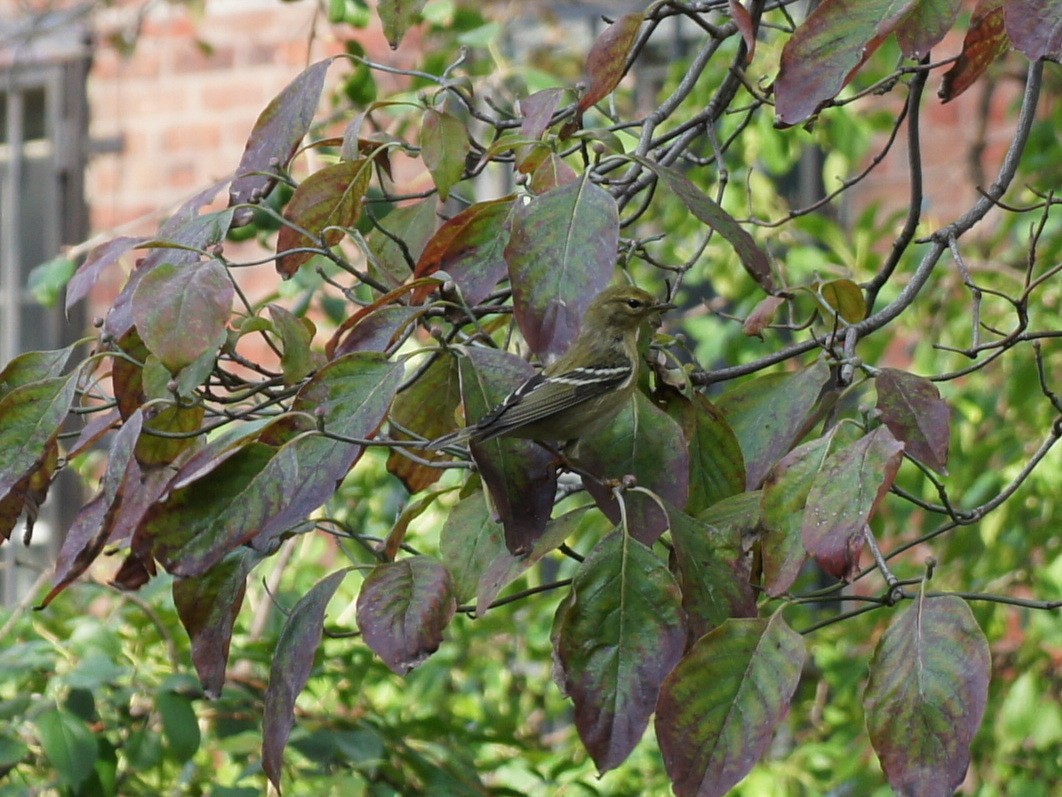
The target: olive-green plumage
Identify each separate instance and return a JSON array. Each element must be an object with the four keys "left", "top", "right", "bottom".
[{"left": 431, "top": 284, "right": 673, "bottom": 448}]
